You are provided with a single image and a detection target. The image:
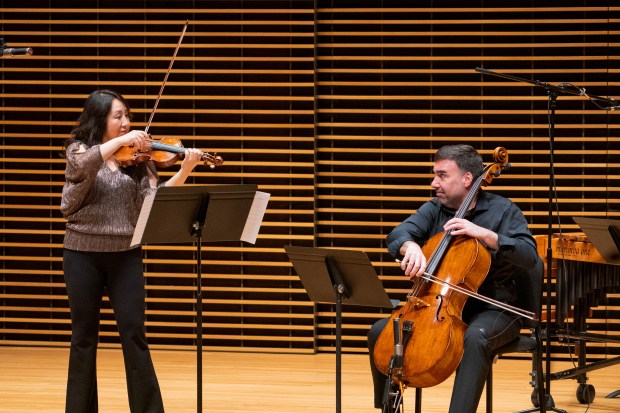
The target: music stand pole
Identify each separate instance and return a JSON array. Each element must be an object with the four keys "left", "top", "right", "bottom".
[
  {"left": 284, "top": 246, "right": 395, "bottom": 413},
  {"left": 325, "top": 256, "right": 350, "bottom": 413},
  {"left": 196, "top": 234, "right": 203, "bottom": 412},
  {"left": 190, "top": 194, "right": 209, "bottom": 413},
  {"left": 130, "top": 184, "right": 264, "bottom": 413}
]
